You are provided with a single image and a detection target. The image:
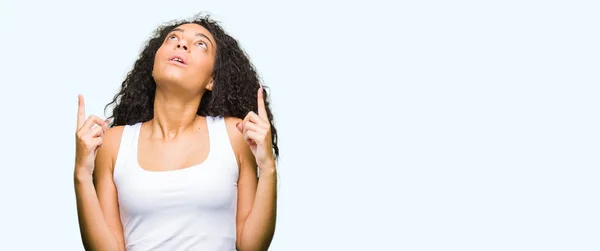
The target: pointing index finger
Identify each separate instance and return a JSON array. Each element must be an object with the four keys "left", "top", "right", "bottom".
[
  {"left": 257, "top": 86, "right": 268, "bottom": 121},
  {"left": 77, "top": 94, "right": 86, "bottom": 128}
]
